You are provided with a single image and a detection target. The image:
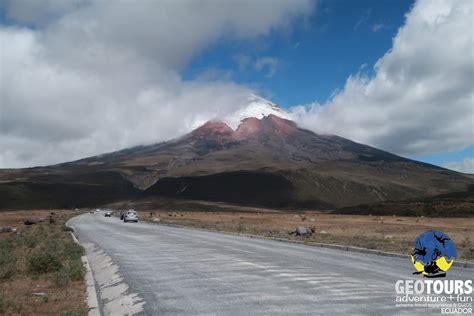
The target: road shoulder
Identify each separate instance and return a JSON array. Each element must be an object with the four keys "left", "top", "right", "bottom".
[{"left": 68, "top": 214, "right": 146, "bottom": 315}]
